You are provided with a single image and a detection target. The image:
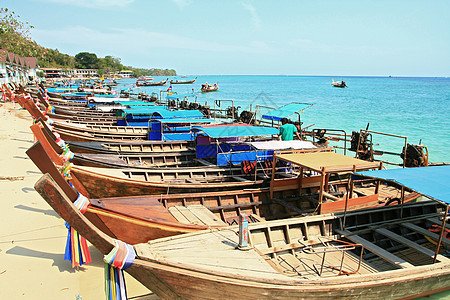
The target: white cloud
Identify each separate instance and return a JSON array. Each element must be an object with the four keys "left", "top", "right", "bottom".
[
  {"left": 39, "top": 0, "right": 135, "bottom": 8},
  {"left": 240, "top": 2, "right": 261, "bottom": 30},
  {"left": 170, "top": 0, "right": 192, "bottom": 9},
  {"left": 33, "top": 26, "right": 275, "bottom": 56}
]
